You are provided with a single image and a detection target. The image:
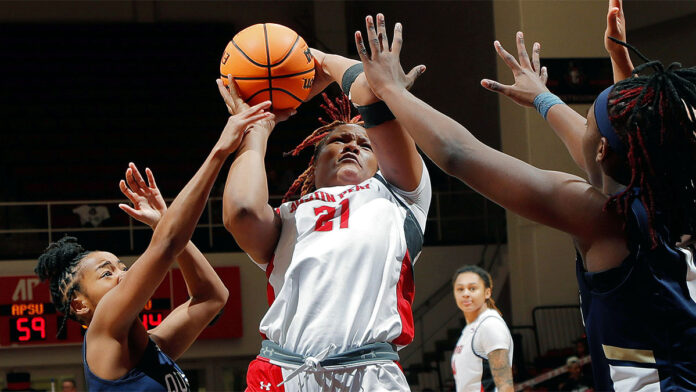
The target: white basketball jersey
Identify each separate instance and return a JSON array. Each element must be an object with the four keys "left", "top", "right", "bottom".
[
  {"left": 451, "top": 308, "right": 513, "bottom": 392},
  {"left": 255, "top": 167, "right": 431, "bottom": 357}
]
